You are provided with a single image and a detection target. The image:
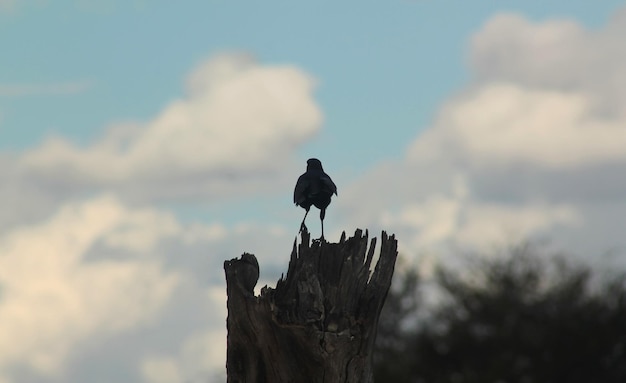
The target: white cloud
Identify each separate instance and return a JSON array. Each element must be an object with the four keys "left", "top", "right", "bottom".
[
  {"left": 0, "top": 196, "right": 180, "bottom": 379},
  {"left": 408, "top": 83, "right": 626, "bottom": 168},
  {"left": 408, "top": 10, "right": 626, "bottom": 170},
  {"left": 470, "top": 13, "right": 587, "bottom": 87},
  {"left": 340, "top": 9, "right": 626, "bottom": 259},
  {"left": 95, "top": 213, "right": 229, "bottom": 267},
  {"left": 470, "top": 10, "right": 626, "bottom": 113},
  {"left": 141, "top": 288, "right": 228, "bottom": 383},
  {"left": 350, "top": 177, "right": 580, "bottom": 254},
  {"left": 18, "top": 53, "right": 321, "bottom": 201},
  {"left": 141, "top": 357, "right": 183, "bottom": 383},
  {"left": 0, "top": 189, "right": 300, "bottom": 382},
  {"left": 99, "top": 207, "right": 183, "bottom": 253}
]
